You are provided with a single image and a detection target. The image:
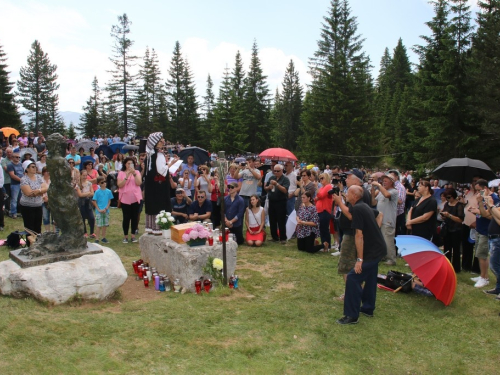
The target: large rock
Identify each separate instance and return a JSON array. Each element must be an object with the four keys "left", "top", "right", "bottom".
[
  {"left": 0, "top": 245, "right": 127, "bottom": 304},
  {"left": 140, "top": 235, "right": 237, "bottom": 292}
]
